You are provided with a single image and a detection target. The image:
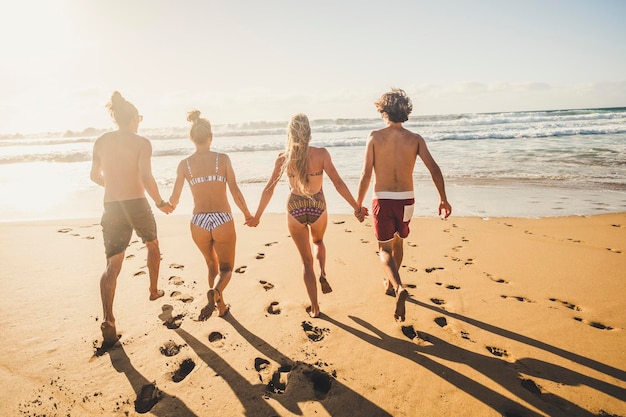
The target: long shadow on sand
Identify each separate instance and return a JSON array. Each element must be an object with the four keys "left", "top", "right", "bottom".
[
  {"left": 322, "top": 314, "right": 620, "bottom": 417},
  {"left": 224, "top": 313, "right": 393, "bottom": 417},
  {"left": 173, "top": 313, "right": 393, "bottom": 417},
  {"left": 409, "top": 298, "right": 626, "bottom": 383},
  {"left": 108, "top": 346, "right": 198, "bottom": 416}
]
